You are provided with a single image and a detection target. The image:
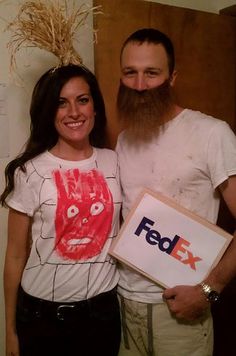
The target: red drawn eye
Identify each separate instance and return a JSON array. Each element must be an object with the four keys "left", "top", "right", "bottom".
[
  {"left": 90, "top": 202, "right": 104, "bottom": 216},
  {"left": 67, "top": 205, "right": 79, "bottom": 218}
]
